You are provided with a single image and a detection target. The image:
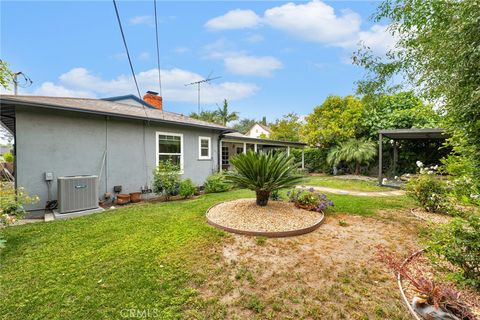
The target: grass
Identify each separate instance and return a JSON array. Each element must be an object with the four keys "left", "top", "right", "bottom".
[
  {"left": 0, "top": 188, "right": 415, "bottom": 319},
  {"left": 301, "top": 176, "right": 389, "bottom": 192}
]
